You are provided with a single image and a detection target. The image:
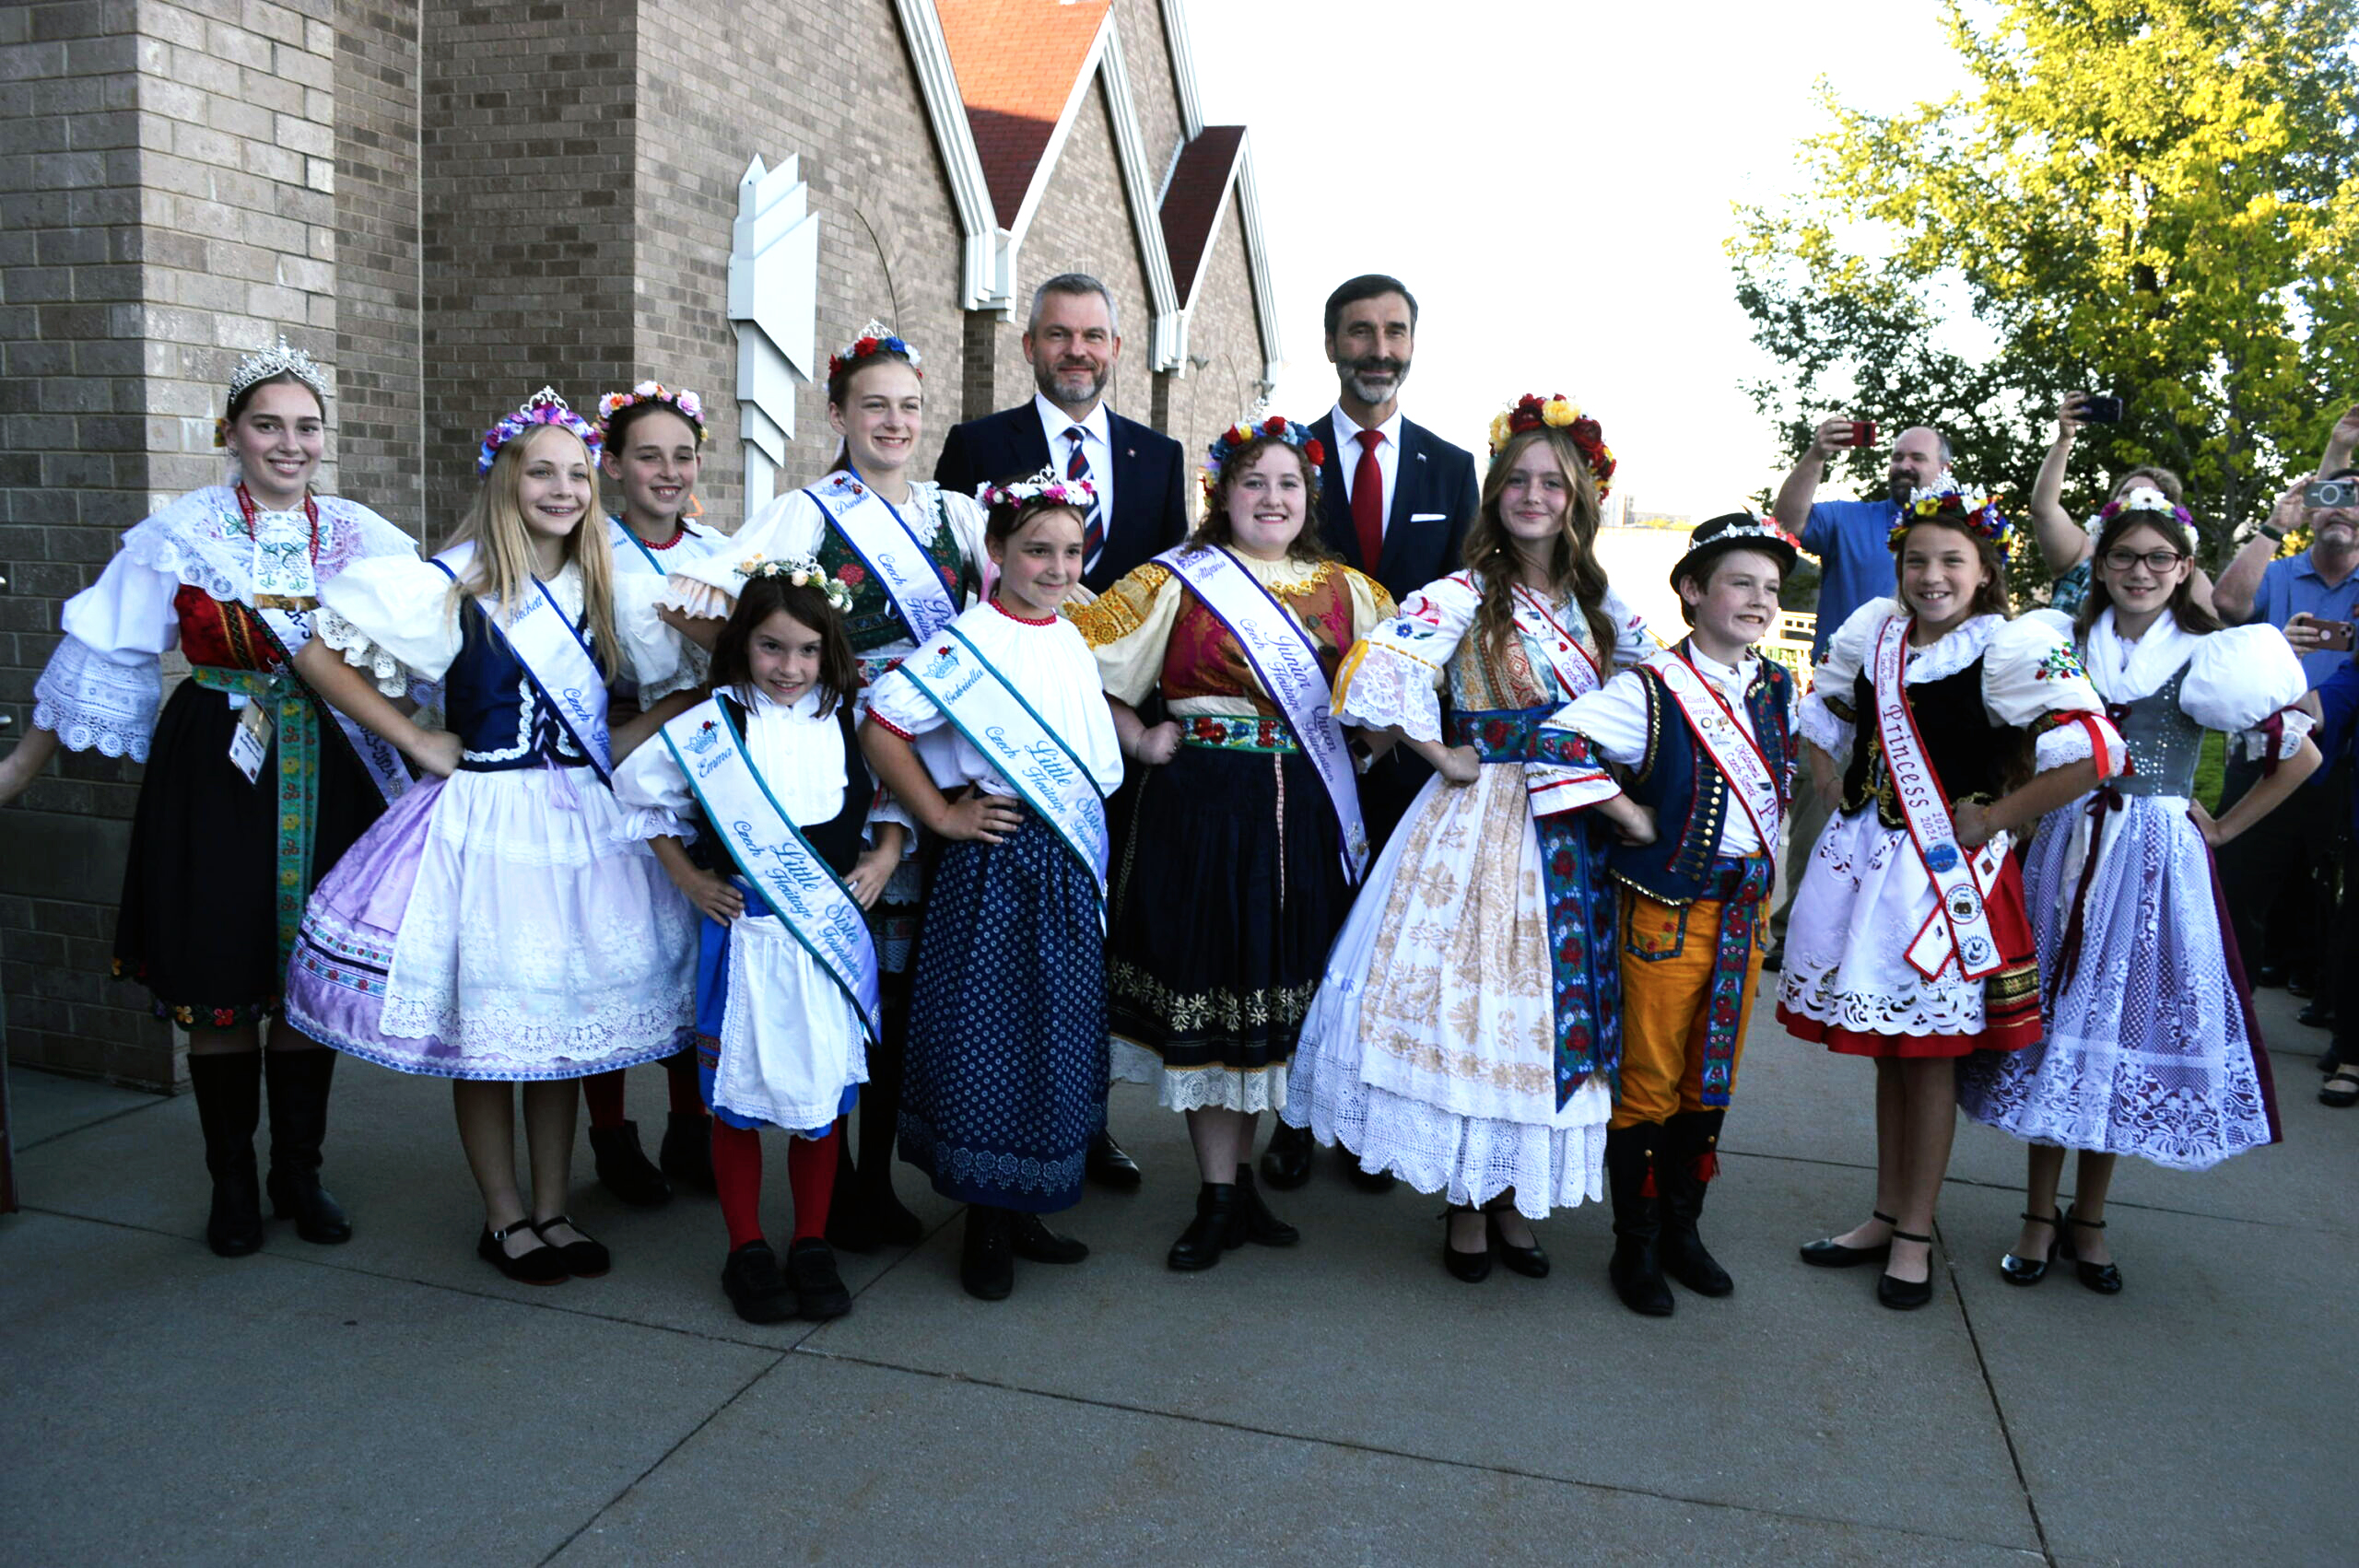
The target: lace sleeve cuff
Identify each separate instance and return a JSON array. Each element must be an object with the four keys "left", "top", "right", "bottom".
[
  {"left": 1333, "top": 638, "right": 1444, "bottom": 742},
  {"left": 636, "top": 639, "right": 710, "bottom": 706},
  {"left": 314, "top": 607, "right": 414, "bottom": 697},
  {"left": 867, "top": 790, "right": 920, "bottom": 855},
  {"left": 1798, "top": 690, "right": 1852, "bottom": 758},
  {"left": 2031, "top": 712, "right": 2126, "bottom": 775},
  {"left": 32, "top": 635, "right": 160, "bottom": 760},
  {"left": 618, "top": 806, "right": 694, "bottom": 845},
  {"left": 658, "top": 575, "right": 735, "bottom": 621}
]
